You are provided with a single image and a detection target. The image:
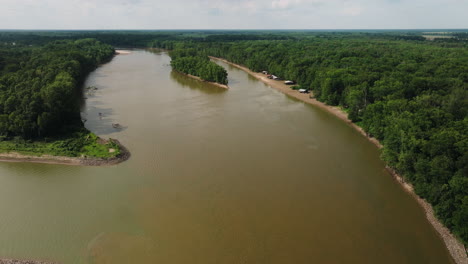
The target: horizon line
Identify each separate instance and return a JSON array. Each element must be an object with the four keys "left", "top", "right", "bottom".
[{"left": 0, "top": 28, "right": 467, "bottom": 31}]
